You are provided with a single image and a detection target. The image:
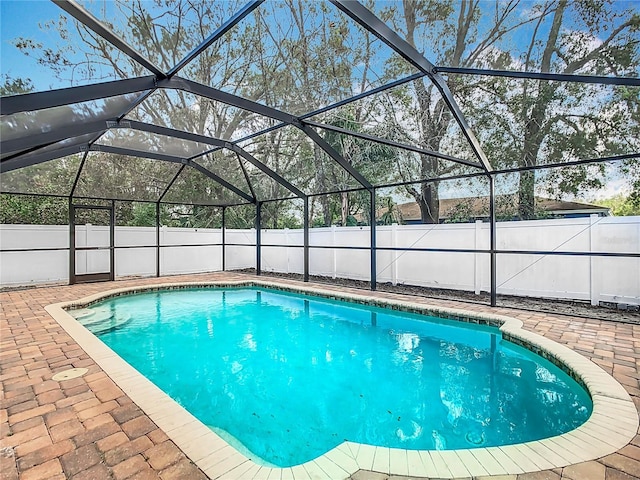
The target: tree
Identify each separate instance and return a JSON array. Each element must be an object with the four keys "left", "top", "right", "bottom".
[
  {"left": 8, "top": 1, "right": 292, "bottom": 217},
  {"left": 0, "top": 75, "right": 34, "bottom": 96},
  {"left": 5, "top": 0, "right": 638, "bottom": 226},
  {"left": 321, "top": 111, "right": 396, "bottom": 226},
  {"left": 376, "top": 0, "right": 639, "bottom": 221},
  {"left": 515, "top": 0, "right": 639, "bottom": 218},
  {"left": 376, "top": 0, "right": 551, "bottom": 223},
  {"left": 0, "top": 194, "right": 69, "bottom": 225},
  {"left": 596, "top": 194, "right": 640, "bottom": 216},
  {"left": 453, "top": 0, "right": 640, "bottom": 219},
  {"left": 378, "top": 196, "right": 403, "bottom": 225}
]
